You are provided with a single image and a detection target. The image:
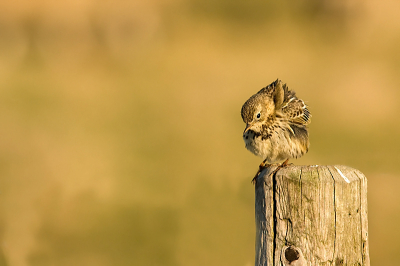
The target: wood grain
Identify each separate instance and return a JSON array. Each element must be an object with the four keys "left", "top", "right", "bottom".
[{"left": 255, "top": 165, "right": 369, "bottom": 266}]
